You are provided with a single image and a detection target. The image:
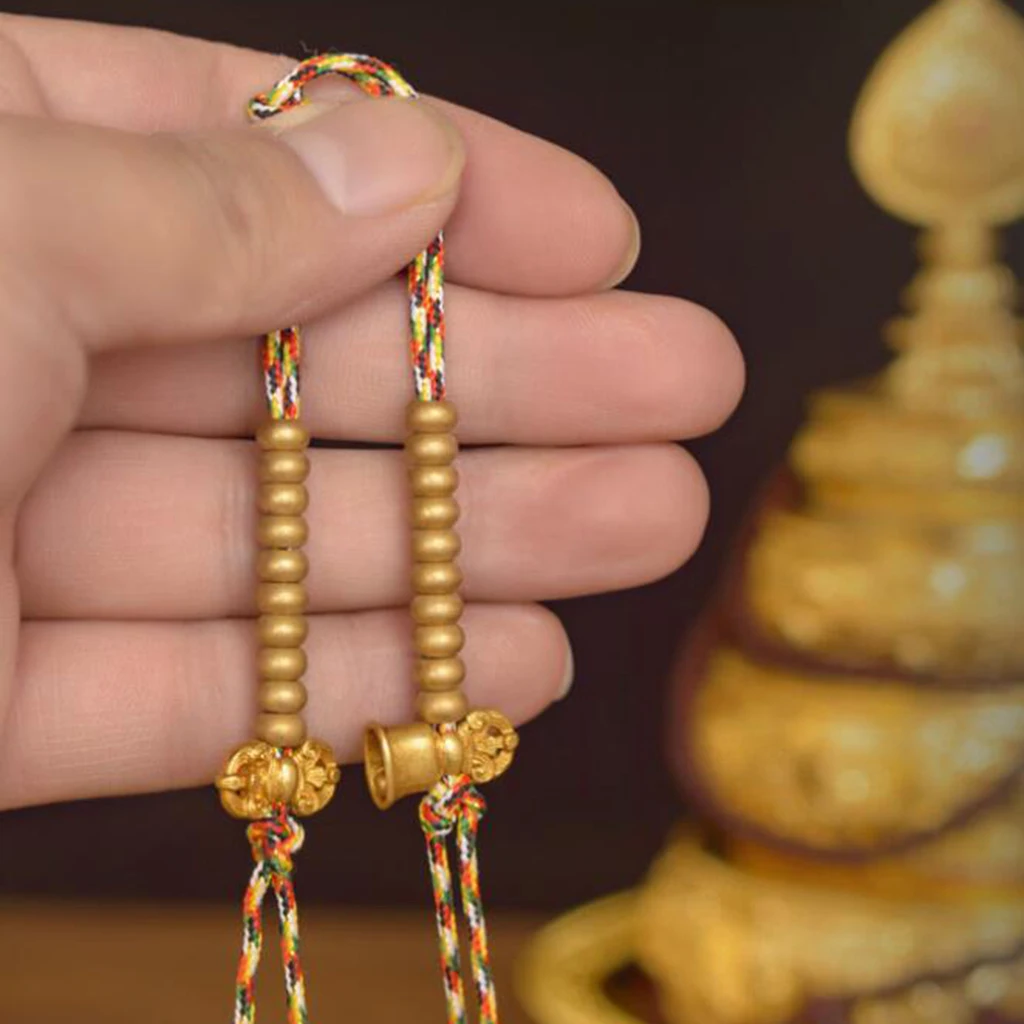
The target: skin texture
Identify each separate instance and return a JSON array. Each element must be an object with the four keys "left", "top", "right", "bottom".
[{"left": 0, "top": 15, "right": 744, "bottom": 810}]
